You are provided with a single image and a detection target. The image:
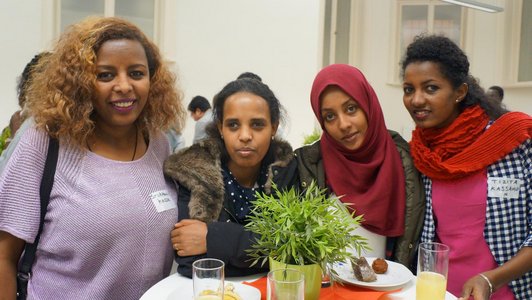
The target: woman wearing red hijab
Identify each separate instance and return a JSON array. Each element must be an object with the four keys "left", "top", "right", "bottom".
[{"left": 295, "top": 64, "right": 425, "bottom": 270}]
